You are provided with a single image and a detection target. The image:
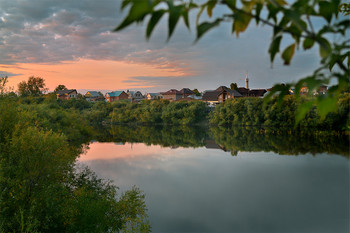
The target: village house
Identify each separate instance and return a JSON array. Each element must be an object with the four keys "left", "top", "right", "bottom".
[
  {"left": 146, "top": 93, "right": 163, "bottom": 100},
  {"left": 235, "top": 75, "right": 267, "bottom": 97},
  {"left": 105, "top": 91, "right": 128, "bottom": 102},
  {"left": 85, "top": 91, "right": 104, "bottom": 102},
  {"left": 161, "top": 89, "right": 183, "bottom": 101},
  {"left": 236, "top": 87, "right": 267, "bottom": 97},
  {"left": 56, "top": 89, "right": 77, "bottom": 100},
  {"left": 126, "top": 90, "right": 144, "bottom": 102},
  {"left": 292, "top": 85, "right": 328, "bottom": 95},
  {"left": 202, "top": 86, "right": 242, "bottom": 105},
  {"left": 318, "top": 85, "right": 328, "bottom": 94},
  {"left": 179, "top": 88, "right": 195, "bottom": 98}
]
